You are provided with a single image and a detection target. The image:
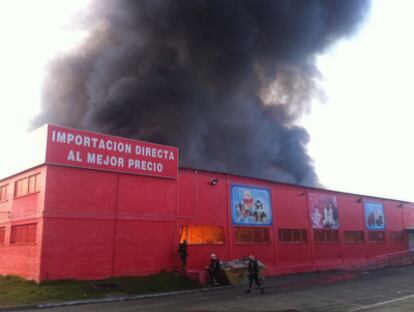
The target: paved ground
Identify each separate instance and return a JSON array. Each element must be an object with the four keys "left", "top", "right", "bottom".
[{"left": 15, "top": 265, "right": 414, "bottom": 312}]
